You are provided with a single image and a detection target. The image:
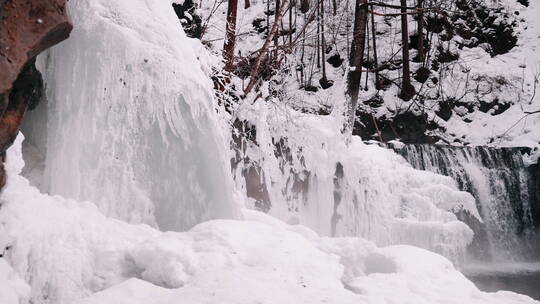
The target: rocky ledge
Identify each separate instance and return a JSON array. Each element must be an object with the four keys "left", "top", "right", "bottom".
[{"left": 0, "top": 0, "right": 72, "bottom": 189}]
